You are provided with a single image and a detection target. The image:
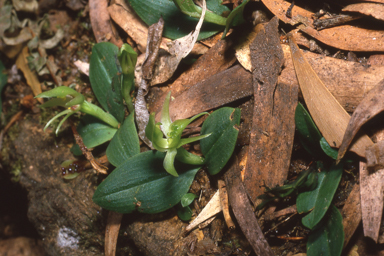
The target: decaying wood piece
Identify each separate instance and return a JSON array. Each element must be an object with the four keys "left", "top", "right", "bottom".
[
  {"left": 341, "top": 184, "right": 361, "bottom": 248},
  {"left": 218, "top": 180, "right": 235, "bottom": 230},
  {"left": 337, "top": 79, "right": 384, "bottom": 161},
  {"left": 244, "top": 17, "right": 297, "bottom": 203},
  {"left": 89, "top": 0, "right": 122, "bottom": 47},
  {"left": 164, "top": 65, "right": 252, "bottom": 121},
  {"left": 261, "top": 0, "right": 384, "bottom": 51},
  {"left": 225, "top": 156, "right": 274, "bottom": 256},
  {"left": 185, "top": 190, "right": 222, "bottom": 233},
  {"left": 288, "top": 35, "right": 373, "bottom": 158},
  {"left": 148, "top": 29, "right": 238, "bottom": 115},
  {"left": 105, "top": 211, "right": 123, "bottom": 256},
  {"left": 366, "top": 141, "right": 384, "bottom": 168},
  {"left": 360, "top": 162, "right": 384, "bottom": 242}
]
